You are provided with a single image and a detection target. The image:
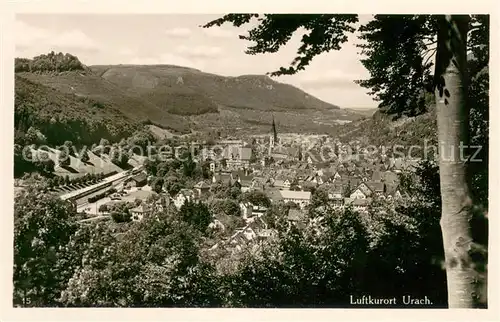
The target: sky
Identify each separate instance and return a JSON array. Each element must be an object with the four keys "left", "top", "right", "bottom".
[{"left": 15, "top": 14, "right": 377, "bottom": 109}]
